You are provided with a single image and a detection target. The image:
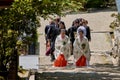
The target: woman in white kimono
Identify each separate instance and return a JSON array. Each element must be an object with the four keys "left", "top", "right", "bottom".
[
  {"left": 73, "top": 29, "right": 91, "bottom": 66},
  {"left": 54, "top": 29, "right": 71, "bottom": 61}
]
